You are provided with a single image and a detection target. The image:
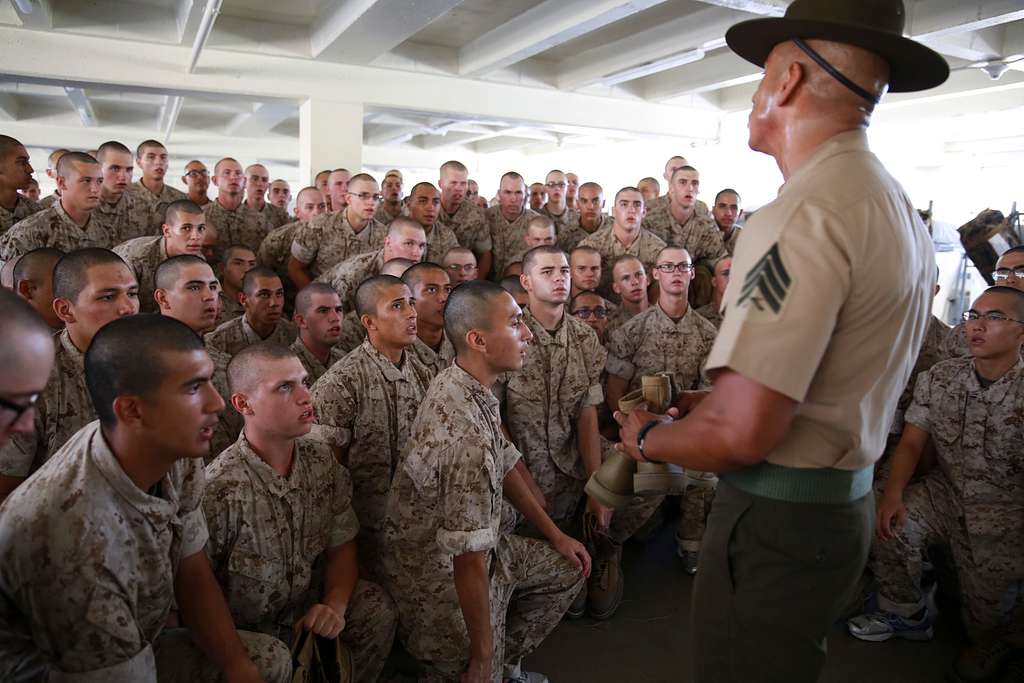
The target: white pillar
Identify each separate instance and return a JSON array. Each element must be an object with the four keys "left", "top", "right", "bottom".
[{"left": 299, "top": 99, "right": 363, "bottom": 186}]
